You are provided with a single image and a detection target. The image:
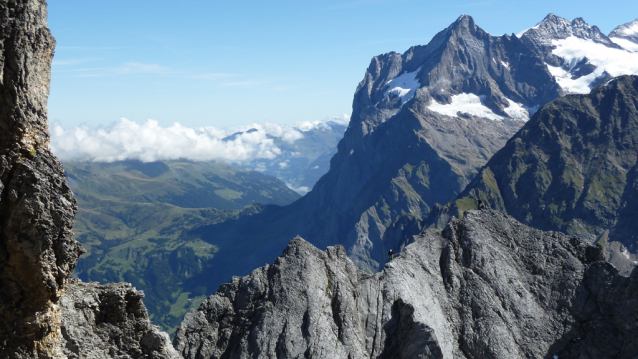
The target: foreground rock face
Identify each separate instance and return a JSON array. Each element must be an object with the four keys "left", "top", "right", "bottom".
[
  {"left": 174, "top": 210, "right": 638, "bottom": 358},
  {"left": 0, "top": 1, "right": 84, "bottom": 357},
  {"left": 60, "top": 279, "right": 180, "bottom": 359},
  {"left": 0, "top": 1, "right": 178, "bottom": 358}
]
